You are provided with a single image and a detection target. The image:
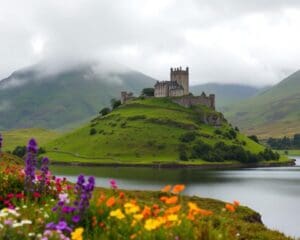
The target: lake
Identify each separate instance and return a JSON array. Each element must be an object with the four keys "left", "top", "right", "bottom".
[{"left": 50, "top": 156, "right": 300, "bottom": 238}]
